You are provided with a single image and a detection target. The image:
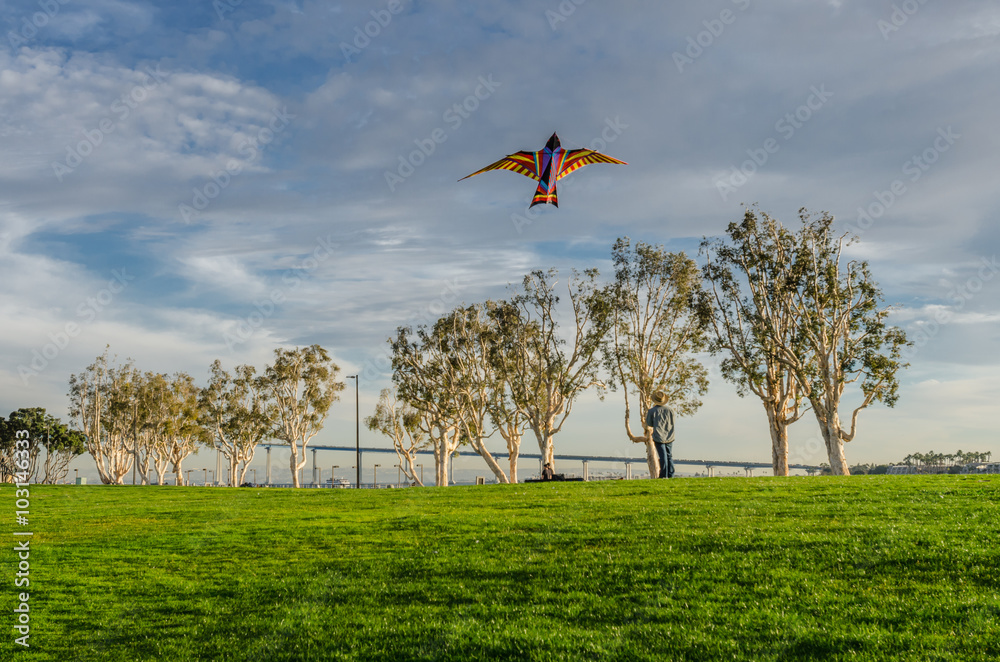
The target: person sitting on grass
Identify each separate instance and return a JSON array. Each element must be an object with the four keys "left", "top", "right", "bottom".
[
  {"left": 644, "top": 388, "right": 676, "bottom": 479},
  {"left": 541, "top": 462, "right": 554, "bottom": 481}
]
